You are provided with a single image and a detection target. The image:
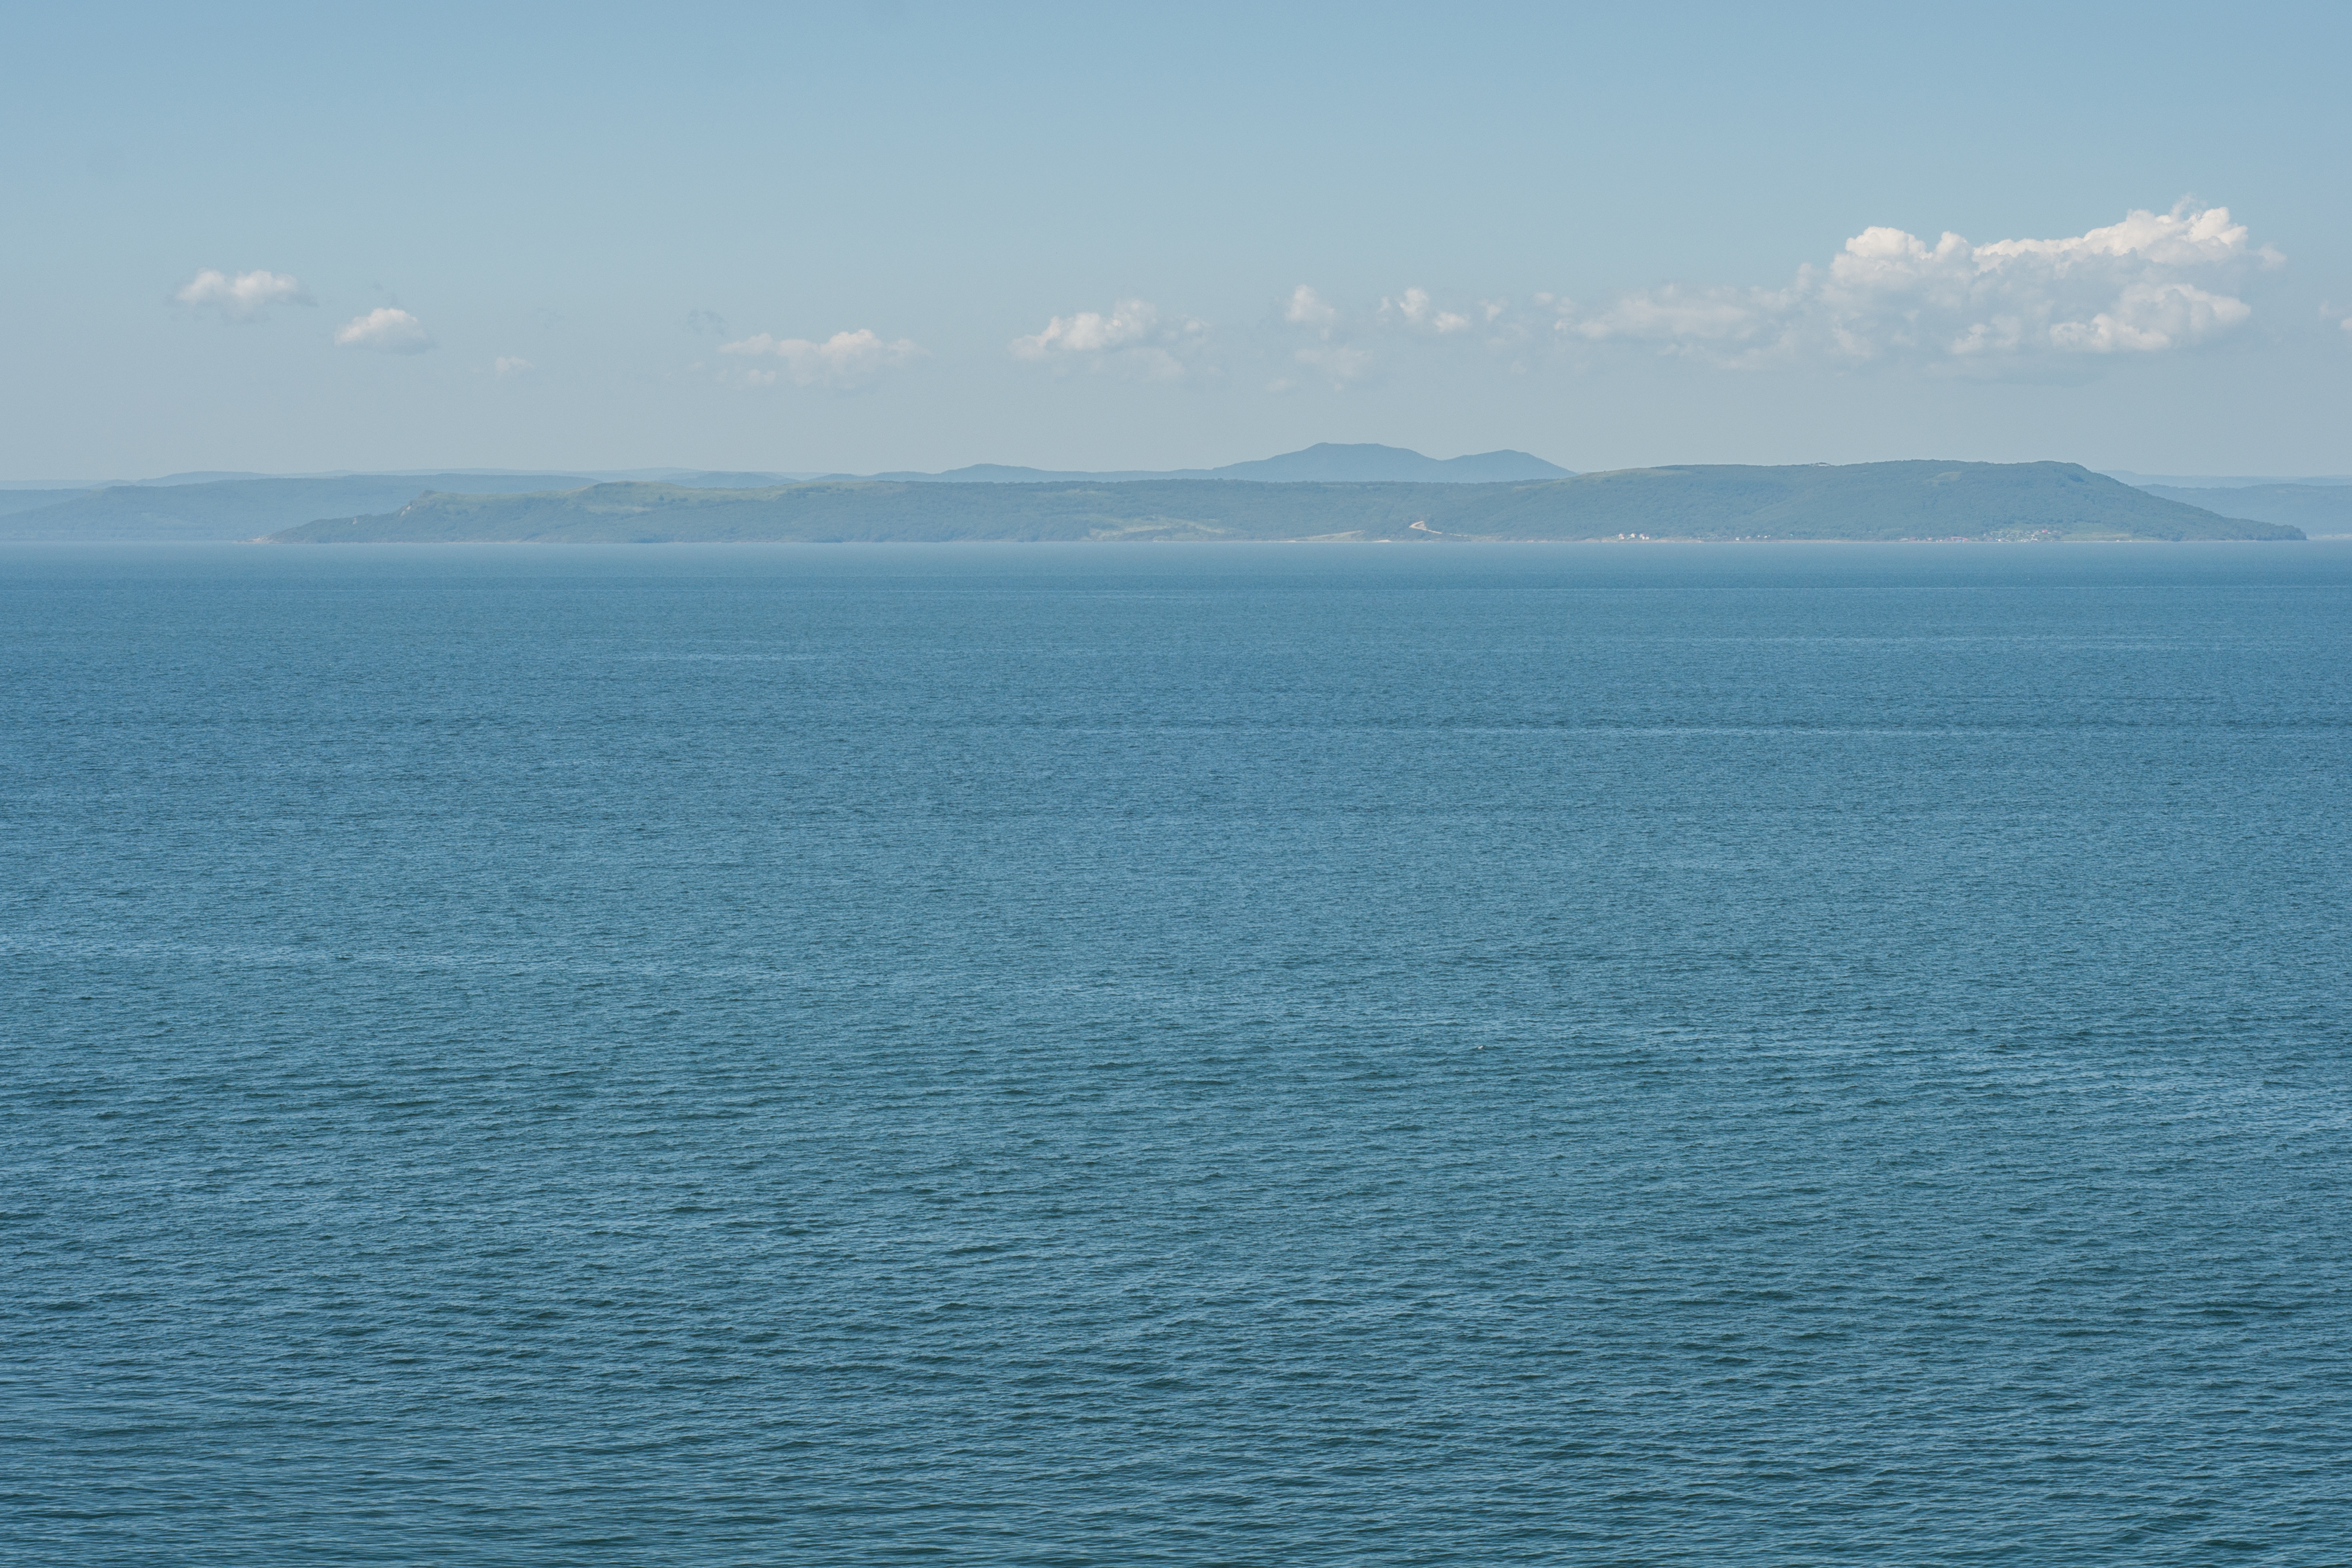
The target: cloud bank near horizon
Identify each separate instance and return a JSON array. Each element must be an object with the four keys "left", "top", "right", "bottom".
[
  {"left": 156, "top": 205, "right": 2298, "bottom": 400},
  {"left": 1010, "top": 300, "right": 1209, "bottom": 381},
  {"left": 1267, "top": 203, "right": 2280, "bottom": 387},
  {"left": 719, "top": 328, "right": 924, "bottom": 389},
  {"left": 1551, "top": 203, "right": 2276, "bottom": 366}
]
